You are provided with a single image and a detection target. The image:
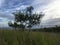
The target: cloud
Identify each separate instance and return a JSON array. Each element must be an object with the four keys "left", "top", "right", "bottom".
[
  {"left": 0, "top": 0, "right": 33, "bottom": 11},
  {"left": 42, "top": 0, "right": 60, "bottom": 20},
  {"left": 0, "top": 0, "right": 60, "bottom": 27},
  {"left": 0, "top": 0, "right": 5, "bottom": 7},
  {"left": 39, "top": 0, "right": 60, "bottom": 27},
  {"left": 0, "top": 17, "right": 9, "bottom": 27},
  {"left": 31, "top": 0, "right": 54, "bottom": 13},
  {"left": 32, "top": 18, "right": 60, "bottom": 28},
  {"left": 0, "top": 11, "right": 14, "bottom": 27},
  {"left": 0, "top": 12, "right": 14, "bottom": 20},
  {"left": 0, "top": 0, "right": 33, "bottom": 27}
]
